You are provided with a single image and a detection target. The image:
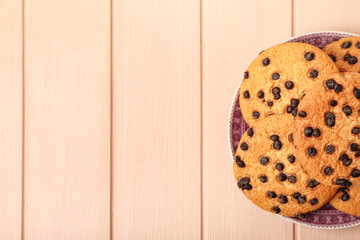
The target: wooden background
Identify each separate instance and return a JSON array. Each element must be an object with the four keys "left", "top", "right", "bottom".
[{"left": 1, "top": 0, "right": 360, "bottom": 239}]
